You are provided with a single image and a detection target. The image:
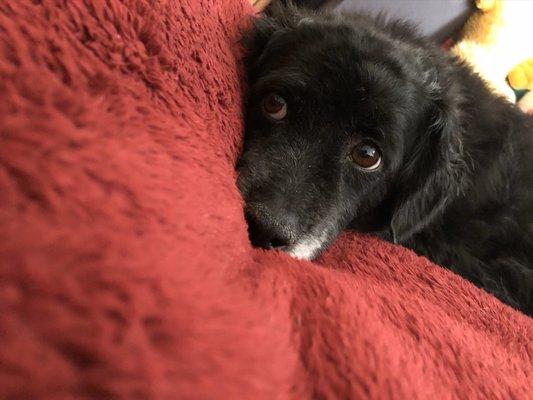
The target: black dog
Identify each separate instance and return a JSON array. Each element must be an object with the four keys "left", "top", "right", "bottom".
[{"left": 237, "top": 3, "right": 533, "bottom": 315}]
